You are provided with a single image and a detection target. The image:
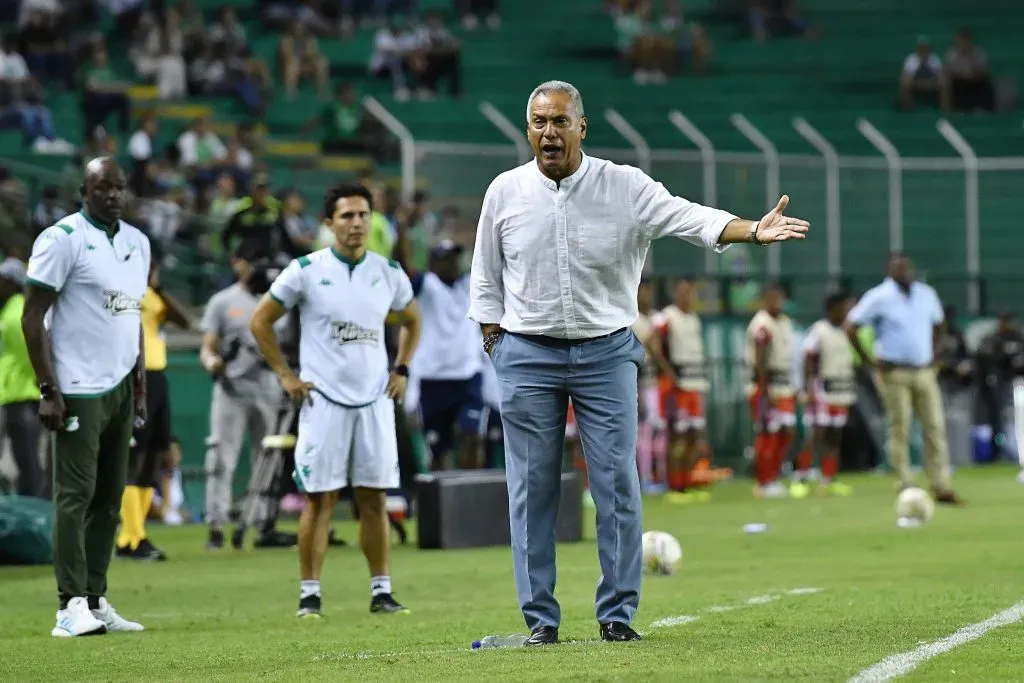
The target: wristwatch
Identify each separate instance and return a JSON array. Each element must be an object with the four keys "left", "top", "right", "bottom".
[
  {"left": 393, "top": 364, "right": 409, "bottom": 377},
  {"left": 749, "top": 220, "right": 765, "bottom": 246},
  {"left": 39, "top": 382, "right": 57, "bottom": 399}
]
